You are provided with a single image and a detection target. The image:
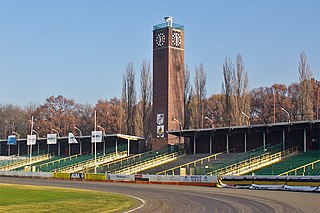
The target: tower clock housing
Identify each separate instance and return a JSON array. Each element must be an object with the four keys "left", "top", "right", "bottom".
[{"left": 152, "top": 17, "right": 184, "bottom": 149}]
